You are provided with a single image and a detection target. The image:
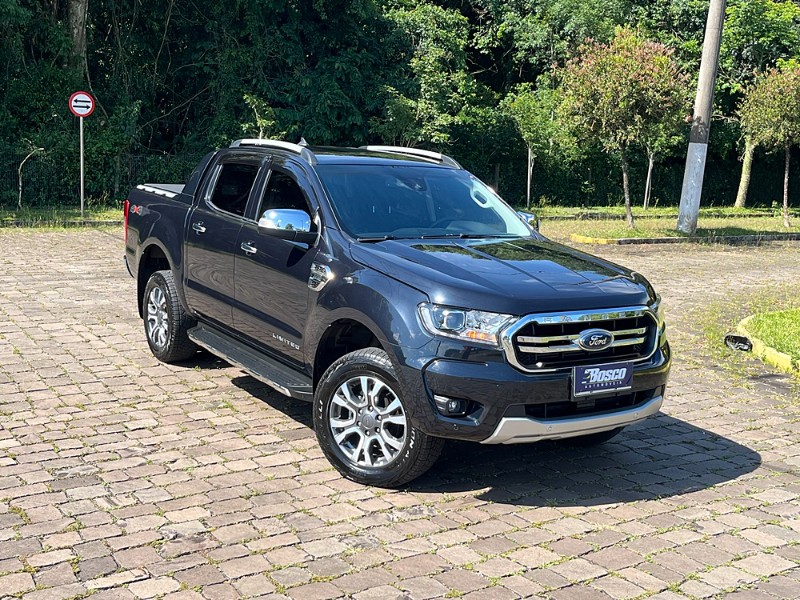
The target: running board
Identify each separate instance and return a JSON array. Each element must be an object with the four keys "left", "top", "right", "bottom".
[{"left": 188, "top": 324, "right": 313, "bottom": 401}]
